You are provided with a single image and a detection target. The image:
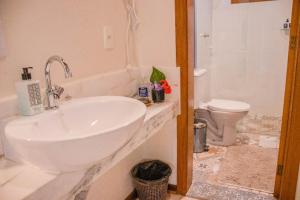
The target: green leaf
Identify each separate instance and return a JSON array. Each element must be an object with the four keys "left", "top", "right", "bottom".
[{"left": 150, "top": 67, "right": 166, "bottom": 83}]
